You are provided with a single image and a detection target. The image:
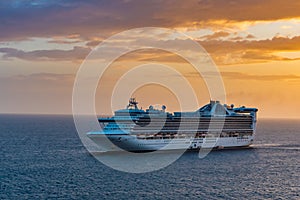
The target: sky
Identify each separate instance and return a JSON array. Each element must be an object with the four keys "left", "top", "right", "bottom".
[{"left": 0, "top": 0, "right": 300, "bottom": 118}]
